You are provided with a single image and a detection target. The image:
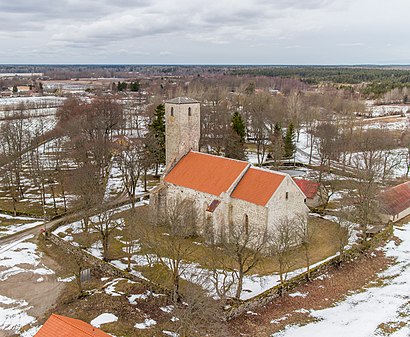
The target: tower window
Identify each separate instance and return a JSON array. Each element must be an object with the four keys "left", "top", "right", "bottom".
[
  {"left": 171, "top": 107, "right": 174, "bottom": 116},
  {"left": 188, "top": 107, "right": 192, "bottom": 116},
  {"left": 286, "top": 192, "right": 289, "bottom": 200}
]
